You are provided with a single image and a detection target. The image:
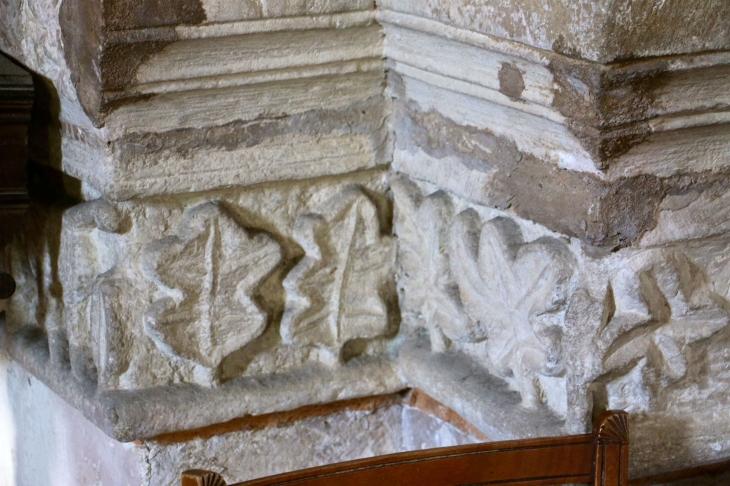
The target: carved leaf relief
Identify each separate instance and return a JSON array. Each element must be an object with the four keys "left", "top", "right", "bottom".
[
  {"left": 449, "top": 212, "right": 575, "bottom": 406},
  {"left": 143, "top": 202, "right": 281, "bottom": 369},
  {"left": 60, "top": 200, "right": 124, "bottom": 383},
  {"left": 601, "top": 250, "right": 728, "bottom": 389},
  {"left": 391, "top": 177, "right": 474, "bottom": 348},
  {"left": 61, "top": 200, "right": 123, "bottom": 307},
  {"left": 281, "top": 188, "right": 395, "bottom": 355}
]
